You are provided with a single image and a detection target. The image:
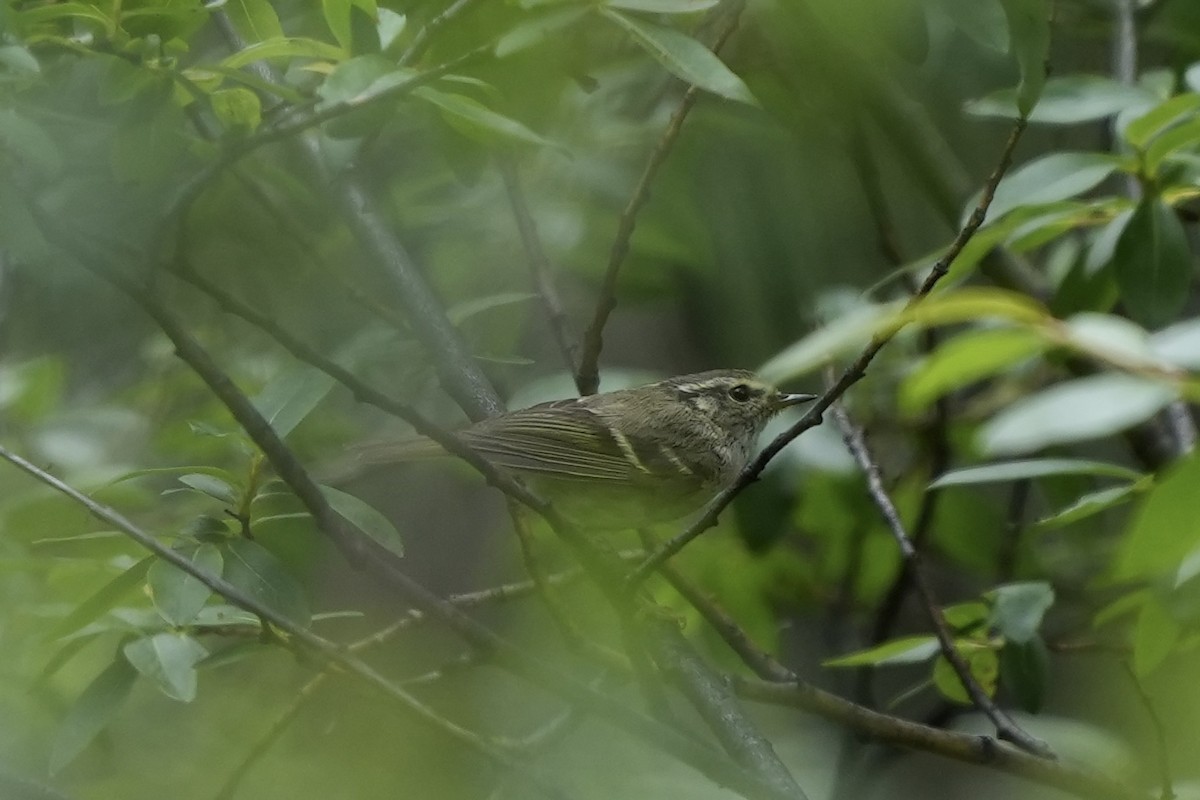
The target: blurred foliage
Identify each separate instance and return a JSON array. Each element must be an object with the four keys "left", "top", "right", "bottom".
[{"left": 3, "top": 0, "right": 1200, "bottom": 798}]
